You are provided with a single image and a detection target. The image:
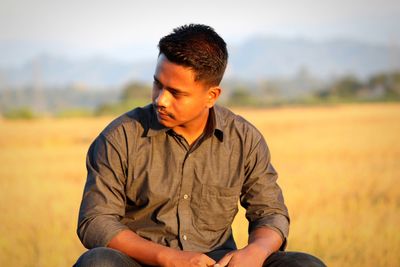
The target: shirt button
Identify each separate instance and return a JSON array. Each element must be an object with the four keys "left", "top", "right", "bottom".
[
  {"left": 183, "top": 194, "right": 189, "bottom": 200},
  {"left": 182, "top": 234, "right": 187, "bottom": 241}
]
